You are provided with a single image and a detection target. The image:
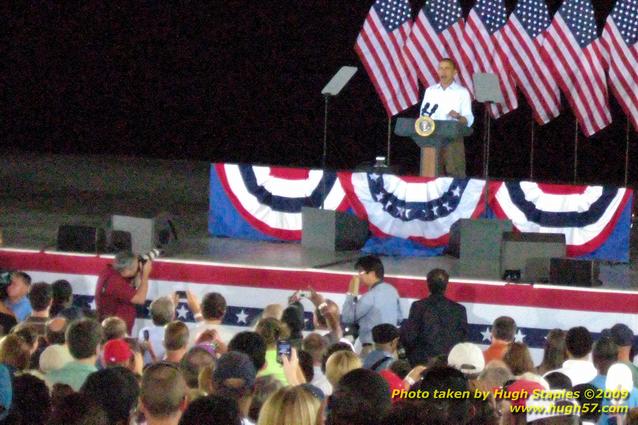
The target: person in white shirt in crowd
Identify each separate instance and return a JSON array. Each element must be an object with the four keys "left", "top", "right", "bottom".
[
  {"left": 544, "top": 326, "right": 597, "bottom": 386},
  {"left": 189, "top": 291, "right": 232, "bottom": 350},
  {"left": 138, "top": 295, "right": 175, "bottom": 364},
  {"left": 419, "top": 58, "right": 474, "bottom": 177}
]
